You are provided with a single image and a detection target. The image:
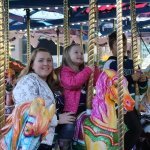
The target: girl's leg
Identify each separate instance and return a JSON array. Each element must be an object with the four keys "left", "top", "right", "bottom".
[{"left": 58, "top": 124, "right": 75, "bottom": 150}]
